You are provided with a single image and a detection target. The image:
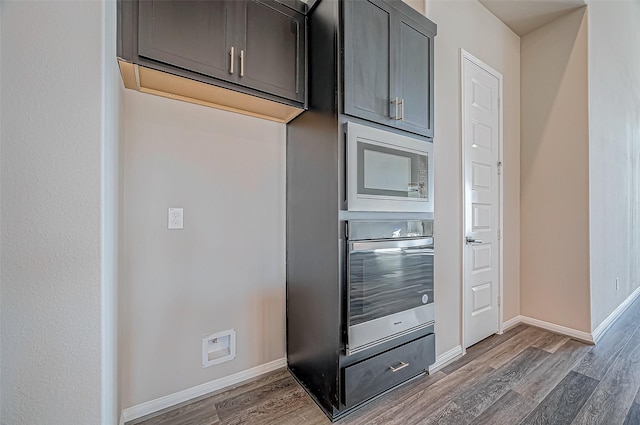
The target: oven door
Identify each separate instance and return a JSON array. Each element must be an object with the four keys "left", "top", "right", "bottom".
[
  {"left": 346, "top": 121, "right": 434, "bottom": 213},
  {"left": 347, "top": 237, "right": 435, "bottom": 355}
]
